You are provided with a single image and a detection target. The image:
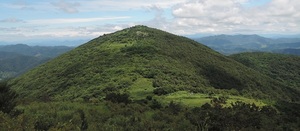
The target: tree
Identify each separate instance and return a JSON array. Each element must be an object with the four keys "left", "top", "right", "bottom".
[
  {"left": 0, "top": 81, "right": 18, "bottom": 114},
  {"left": 186, "top": 104, "right": 212, "bottom": 131},
  {"left": 104, "top": 92, "right": 131, "bottom": 104}
]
